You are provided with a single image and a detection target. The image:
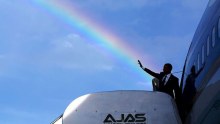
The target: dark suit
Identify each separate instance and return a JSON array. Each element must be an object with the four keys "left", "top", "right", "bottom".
[{"left": 144, "top": 68, "right": 181, "bottom": 102}]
